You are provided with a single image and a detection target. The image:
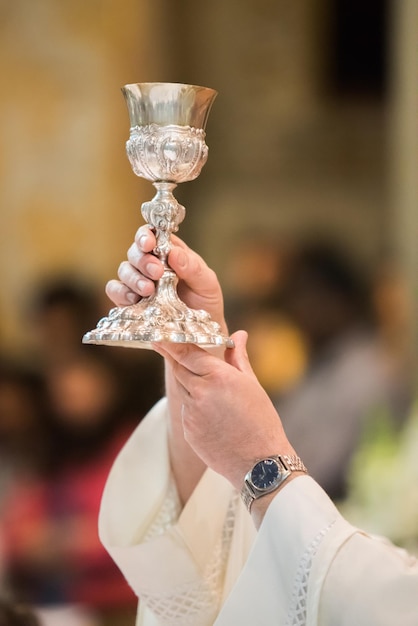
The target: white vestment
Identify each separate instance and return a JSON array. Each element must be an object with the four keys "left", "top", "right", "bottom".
[{"left": 99, "top": 398, "right": 418, "bottom": 626}]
